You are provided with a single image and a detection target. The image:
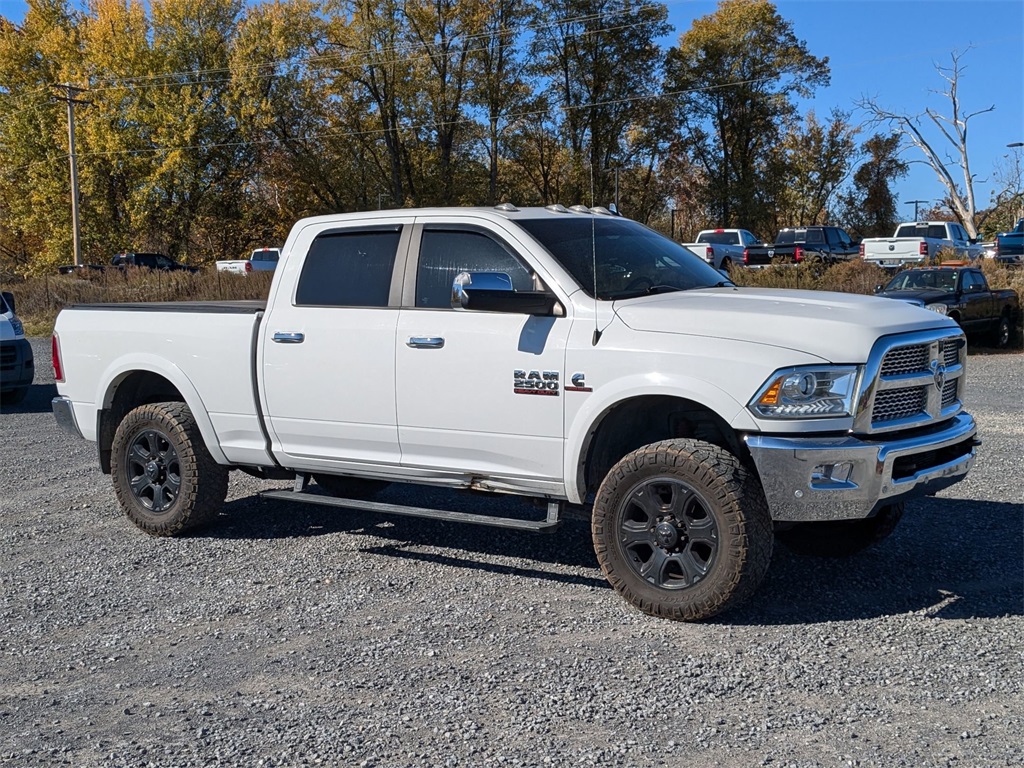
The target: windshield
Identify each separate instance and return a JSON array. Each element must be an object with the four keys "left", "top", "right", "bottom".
[
  {"left": 517, "top": 217, "right": 730, "bottom": 300},
  {"left": 884, "top": 270, "right": 957, "bottom": 292}
]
